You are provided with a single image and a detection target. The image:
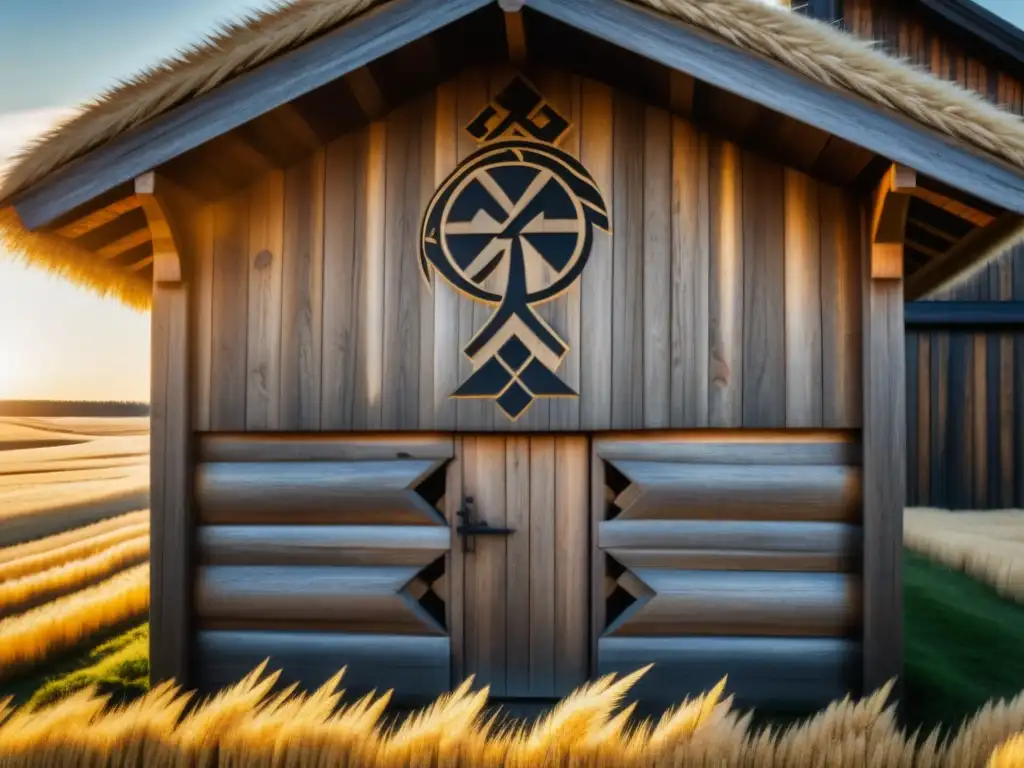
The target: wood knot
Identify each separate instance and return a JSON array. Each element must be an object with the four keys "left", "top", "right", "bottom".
[{"left": 254, "top": 249, "right": 273, "bottom": 270}]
